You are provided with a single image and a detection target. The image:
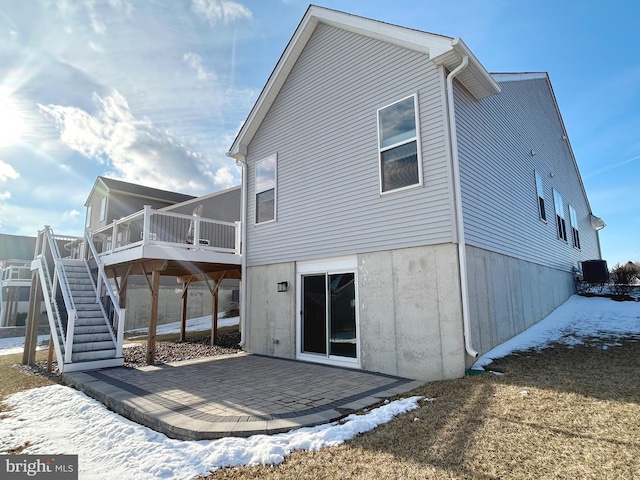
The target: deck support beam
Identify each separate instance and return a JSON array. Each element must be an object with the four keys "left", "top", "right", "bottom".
[{"left": 180, "top": 275, "right": 194, "bottom": 342}]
